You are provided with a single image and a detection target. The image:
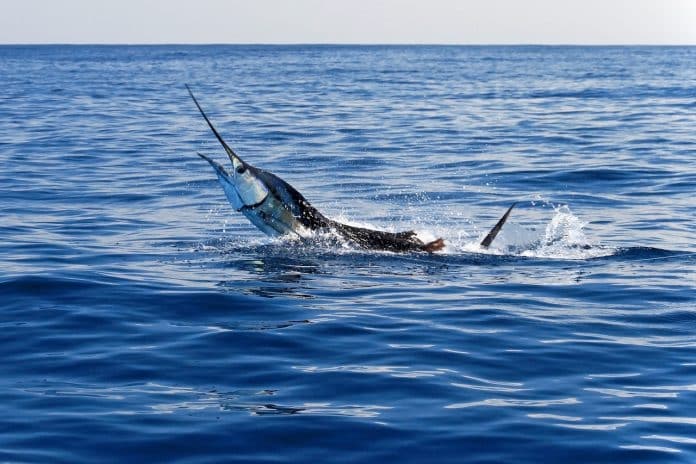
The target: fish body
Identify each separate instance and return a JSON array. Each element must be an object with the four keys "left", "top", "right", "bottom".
[{"left": 188, "top": 85, "right": 511, "bottom": 253}]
